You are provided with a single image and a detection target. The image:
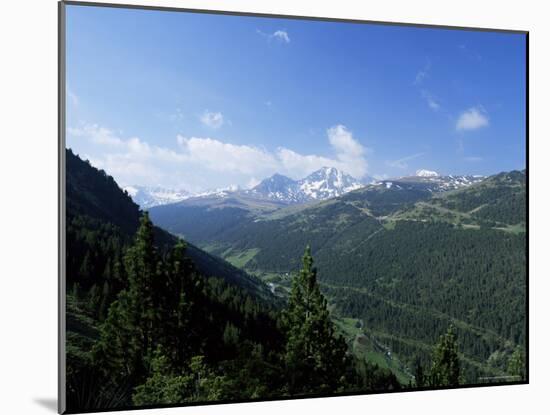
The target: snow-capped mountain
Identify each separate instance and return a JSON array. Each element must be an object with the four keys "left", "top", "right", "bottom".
[
  {"left": 372, "top": 172, "right": 485, "bottom": 193},
  {"left": 193, "top": 184, "right": 241, "bottom": 199},
  {"left": 244, "top": 167, "right": 364, "bottom": 203},
  {"left": 245, "top": 173, "right": 306, "bottom": 203},
  {"left": 431, "top": 174, "right": 485, "bottom": 190},
  {"left": 298, "top": 167, "right": 363, "bottom": 200},
  {"left": 415, "top": 169, "right": 439, "bottom": 177},
  {"left": 124, "top": 185, "right": 192, "bottom": 209},
  {"left": 127, "top": 167, "right": 483, "bottom": 209}
]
